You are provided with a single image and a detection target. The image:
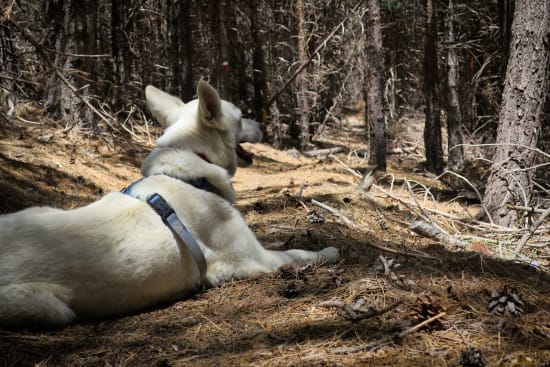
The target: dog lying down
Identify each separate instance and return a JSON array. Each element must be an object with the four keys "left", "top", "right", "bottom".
[{"left": 0, "top": 81, "right": 339, "bottom": 328}]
